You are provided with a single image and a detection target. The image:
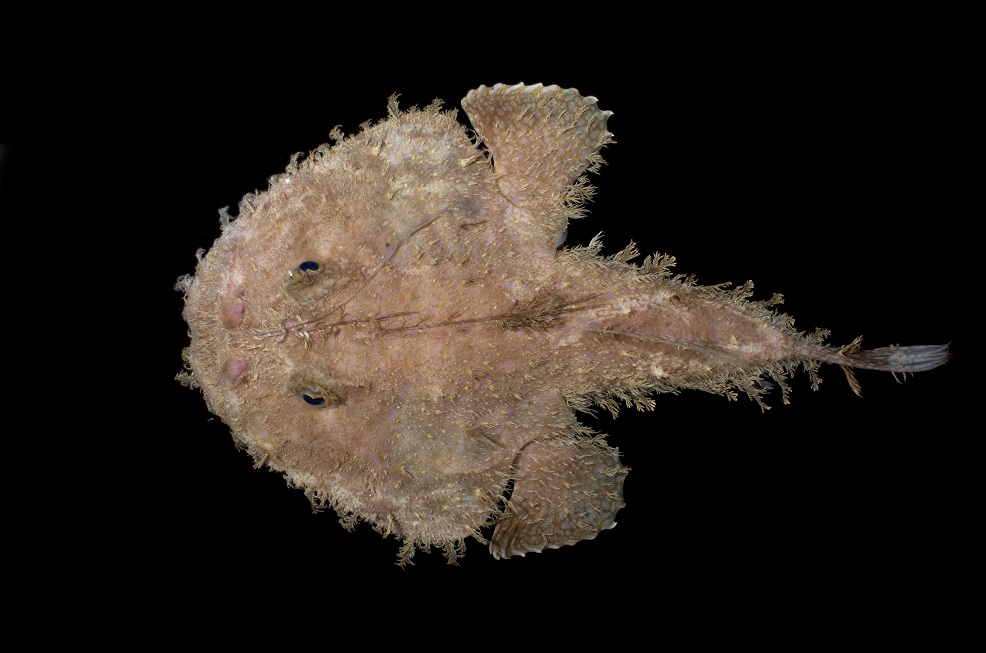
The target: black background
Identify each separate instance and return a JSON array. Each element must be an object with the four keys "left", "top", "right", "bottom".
[{"left": 3, "top": 12, "right": 973, "bottom": 647}]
